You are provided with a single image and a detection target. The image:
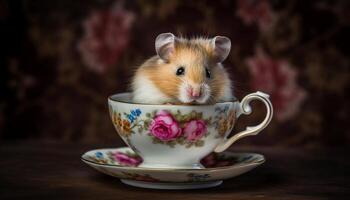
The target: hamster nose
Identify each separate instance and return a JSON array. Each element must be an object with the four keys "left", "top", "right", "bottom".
[{"left": 189, "top": 85, "right": 202, "bottom": 98}]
